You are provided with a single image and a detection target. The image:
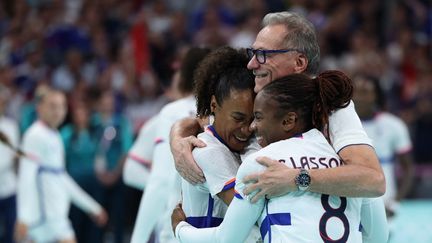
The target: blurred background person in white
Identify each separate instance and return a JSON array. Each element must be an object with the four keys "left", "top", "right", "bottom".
[
  {"left": 0, "top": 86, "right": 20, "bottom": 243},
  {"left": 131, "top": 46, "right": 210, "bottom": 243},
  {"left": 15, "top": 88, "right": 107, "bottom": 243},
  {"left": 122, "top": 114, "right": 158, "bottom": 191},
  {"left": 352, "top": 74, "right": 415, "bottom": 227}
]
